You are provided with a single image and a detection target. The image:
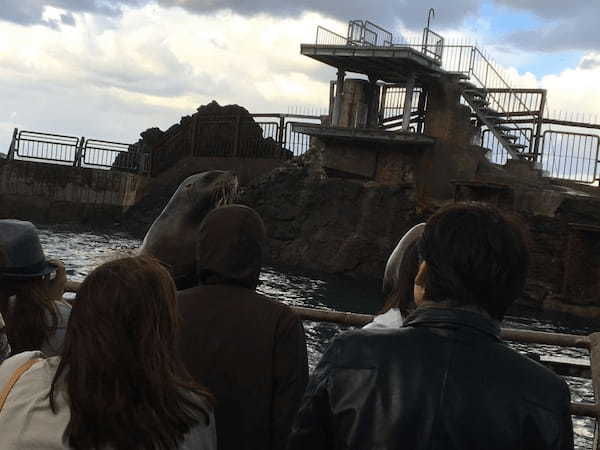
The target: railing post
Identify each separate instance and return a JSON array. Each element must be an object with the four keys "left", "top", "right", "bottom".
[
  {"left": 137, "top": 152, "right": 147, "bottom": 175},
  {"left": 7, "top": 128, "right": 18, "bottom": 160},
  {"left": 232, "top": 116, "right": 241, "bottom": 157},
  {"left": 190, "top": 113, "right": 199, "bottom": 157},
  {"left": 402, "top": 74, "right": 416, "bottom": 131},
  {"left": 73, "top": 137, "right": 85, "bottom": 167},
  {"left": 589, "top": 332, "right": 600, "bottom": 449},
  {"left": 379, "top": 85, "right": 388, "bottom": 127},
  {"left": 416, "top": 89, "right": 428, "bottom": 134},
  {"left": 278, "top": 115, "right": 285, "bottom": 147},
  {"left": 469, "top": 47, "right": 476, "bottom": 77},
  {"left": 532, "top": 90, "right": 547, "bottom": 162}
]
